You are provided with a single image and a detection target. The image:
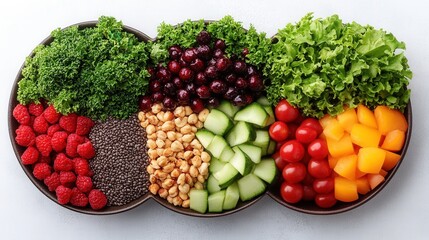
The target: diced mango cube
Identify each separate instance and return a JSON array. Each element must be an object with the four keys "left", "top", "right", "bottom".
[
  {"left": 320, "top": 114, "right": 337, "bottom": 128},
  {"left": 382, "top": 150, "right": 401, "bottom": 171},
  {"left": 326, "top": 133, "right": 355, "bottom": 158},
  {"left": 337, "top": 108, "right": 358, "bottom": 133},
  {"left": 356, "top": 177, "right": 371, "bottom": 195},
  {"left": 381, "top": 130, "right": 405, "bottom": 152},
  {"left": 328, "top": 155, "right": 339, "bottom": 168},
  {"left": 357, "top": 147, "right": 386, "bottom": 174},
  {"left": 357, "top": 104, "right": 378, "bottom": 129},
  {"left": 335, "top": 177, "right": 359, "bottom": 202},
  {"left": 350, "top": 123, "right": 381, "bottom": 148},
  {"left": 355, "top": 168, "right": 367, "bottom": 179},
  {"left": 374, "top": 106, "right": 408, "bottom": 135},
  {"left": 334, "top": 154, "right": 357, "bottom": 180},
  {"left": 379, "top": 169, "right": 388, "bottom": 177},
  {"left": 367, "top": 174, "right": 385, "bottom": 190},
  {"left": 323, "top": 119, "right": 344, "bottom": 141}
]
